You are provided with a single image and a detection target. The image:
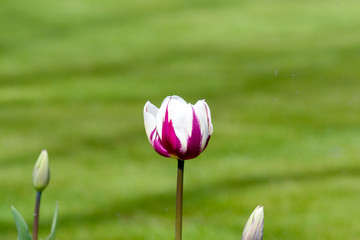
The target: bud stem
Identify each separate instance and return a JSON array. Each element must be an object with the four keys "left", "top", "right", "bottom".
[
  {"left": 33, "top": 191, "right": 42, "bottom": 240},
  {"left": 175, "top": 159, "right": 184, "bottom": 240}
]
